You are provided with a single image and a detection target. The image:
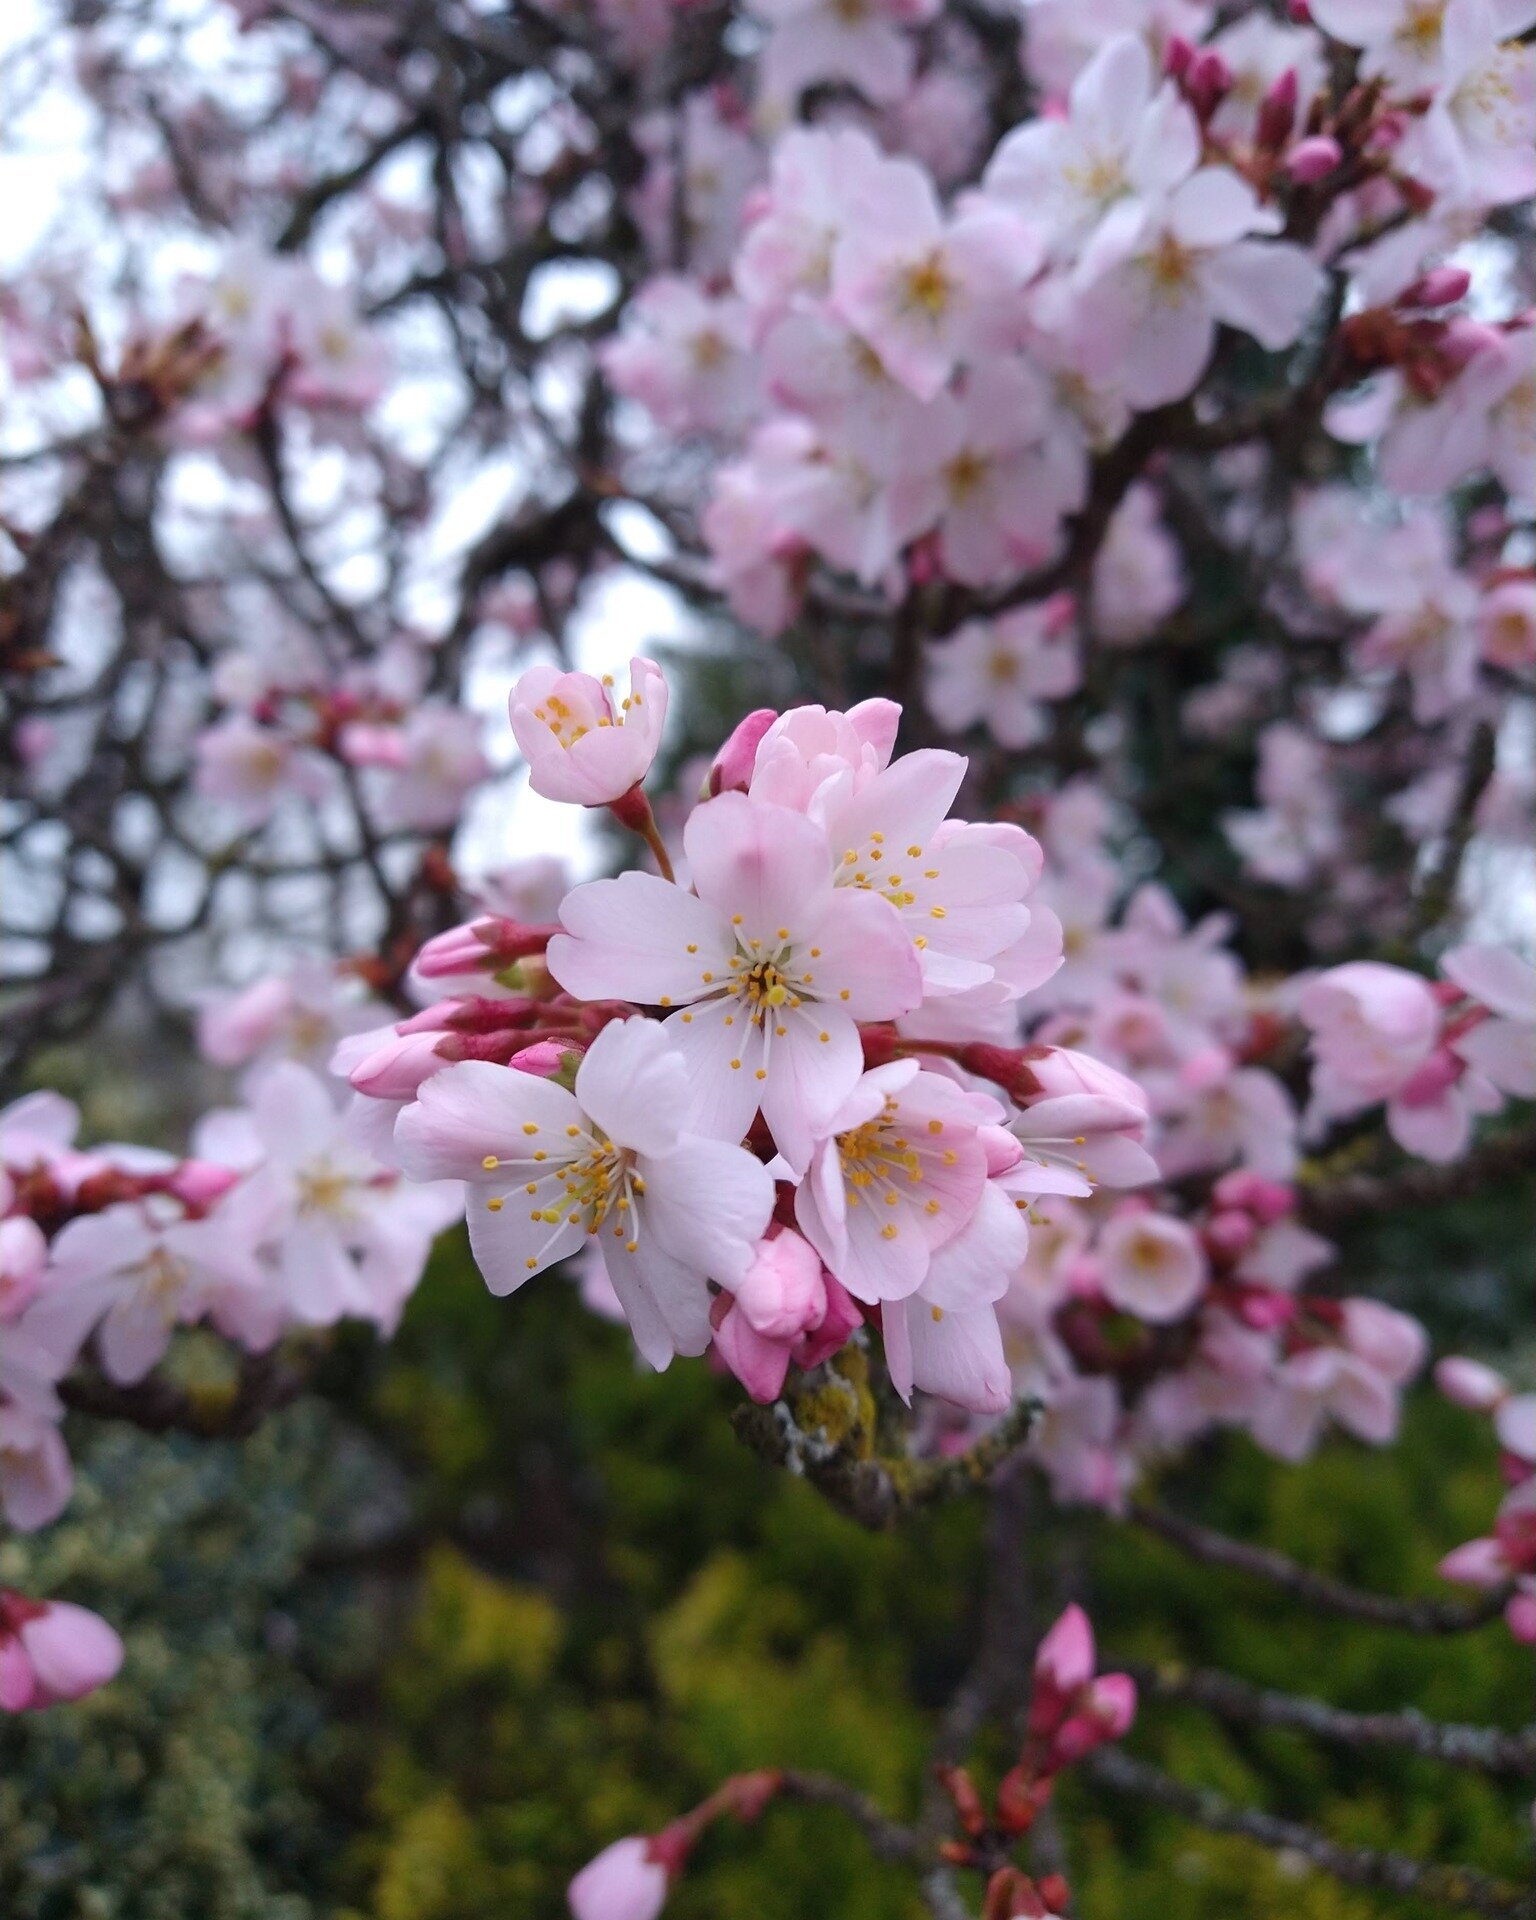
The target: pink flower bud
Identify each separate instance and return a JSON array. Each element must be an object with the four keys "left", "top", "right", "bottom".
[
  {"left": 348, "top": 1030, "right": 451, "bottom": 1099},
  {"left": 1211, "top": 1171, "right": 1295, "bottom": 1223},
  {"left": 1440, "top": 317, "right": 1503, "bottom": 370},
  {"left": 733, "top": 1229, "right": 826, "bottom": 1340},
  {"left": 1286, "top": 135, "right": 1343, "bottom": 183},
  {"left": 0, "top": 1593, "right": 124, "bottom": 1712},
  {"left": 1435, "top": 1356, "right": 1507, "bottom": 1411},
  {"left": 1400, "top": 265, "right": 1471, "bottom": 309},
  {"left": 1033, "top": 1603, "right": 1095, "bottom": 1699},
  {"left": 1506, "top": 1591, "right": 1536, "bottom": 1644},
  {"left": 506, "top": 1039, "right": 575, "bottom": 1079},
  {"left": 166, "top": 1161, "right": 242, "bottom": 1209},
  {"left": 337, "top": 721, "right": 407, "bottom": 769},
  {"left": 414, "top": 917, "right": 556, "bottom": 979},
  {"left": 794, "top": 1274, "right": 862, "bottom": 1369},
  {"left": 1203, "top": 1209, "right": 1259, "bottom": 1262},
  {"left": 1186, "top": 48, "right": 1233, "bottom": 118},
  {"left": 568, "top": 1836, "right": 670, "bottom": 1920},
  {"left": 1495, "top": 1395, "right": 1536, "bottom": 1465},
  {"left": 1256, "top": 67, "right": 1300, "bottom": 149},
  {"left": 1163, "top": 34, "right": 1194, "bottom": 78},
  {"left": 709, "top": 708, "right": 778, "bottom": 796},
  {"left": 1084, "top": 1671, "right": 1138, "bottom": 1740},
  {"left": 711, "top": 1300, "right": 794, "bottom": 1403}
]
